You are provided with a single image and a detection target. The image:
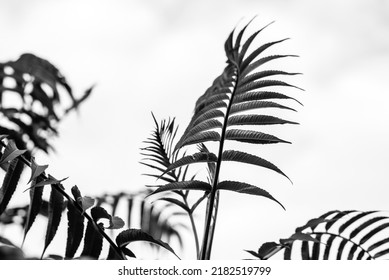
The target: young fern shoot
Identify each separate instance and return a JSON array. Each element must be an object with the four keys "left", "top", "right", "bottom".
[{"left": 146, "top": 19, "right": 302, "bottom": 259}]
